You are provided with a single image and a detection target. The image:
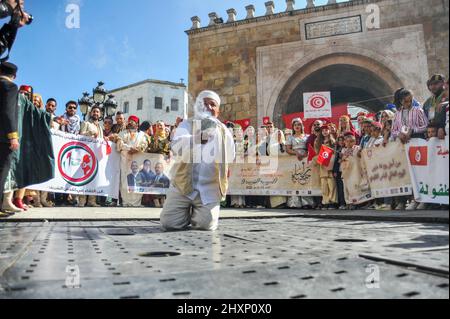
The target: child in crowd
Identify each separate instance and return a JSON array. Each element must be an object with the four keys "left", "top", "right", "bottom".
[
  {"left": 427, "top": 123, "right": 438, "bottom": 140},
  {"left": 359, "top": 118, "right": 373, "bottom": 150},
  {"left": 366, "top": 122, "right": 390, "bottom": 210},
  {"left": 333, "top": 135, "right": 346, "bottom": 210},
  {"left": 340, "top": 133, "right": 359, "bottom": 210},
  {"left": 314, "top": 124, "right": 338, "bottom": 210},
  {"left": 382, "top": 119, "right": 394, "bottom": 147},
  {"left": 366, "top": 122, "right": 384, "bottom": 148},
  {"left": 329, "top": 123, "right": 338, "bottom": 140}
]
